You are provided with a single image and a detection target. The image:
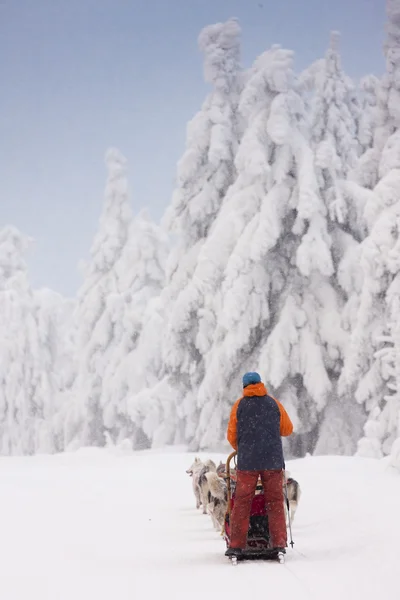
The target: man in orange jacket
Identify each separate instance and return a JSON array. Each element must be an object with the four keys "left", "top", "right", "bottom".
[{"left": 225, "top": 372, "right": 293, "bottom": 559}]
